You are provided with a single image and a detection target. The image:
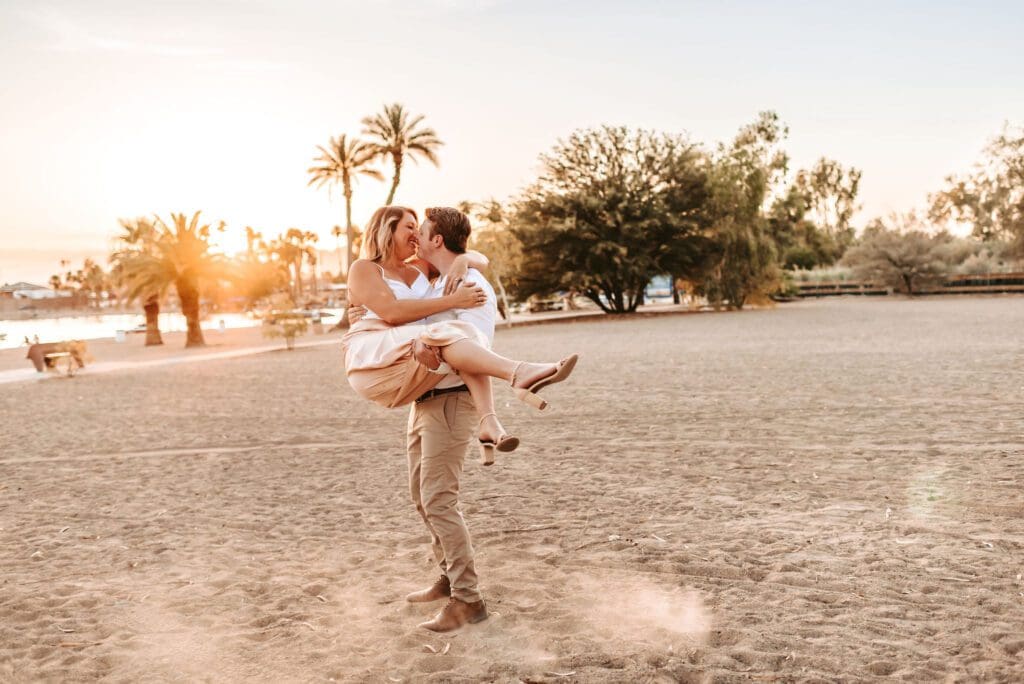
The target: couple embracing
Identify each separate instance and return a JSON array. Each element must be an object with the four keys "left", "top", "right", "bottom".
[{"left": 341, "top": 205, "right": 578, "bottom": 632}]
